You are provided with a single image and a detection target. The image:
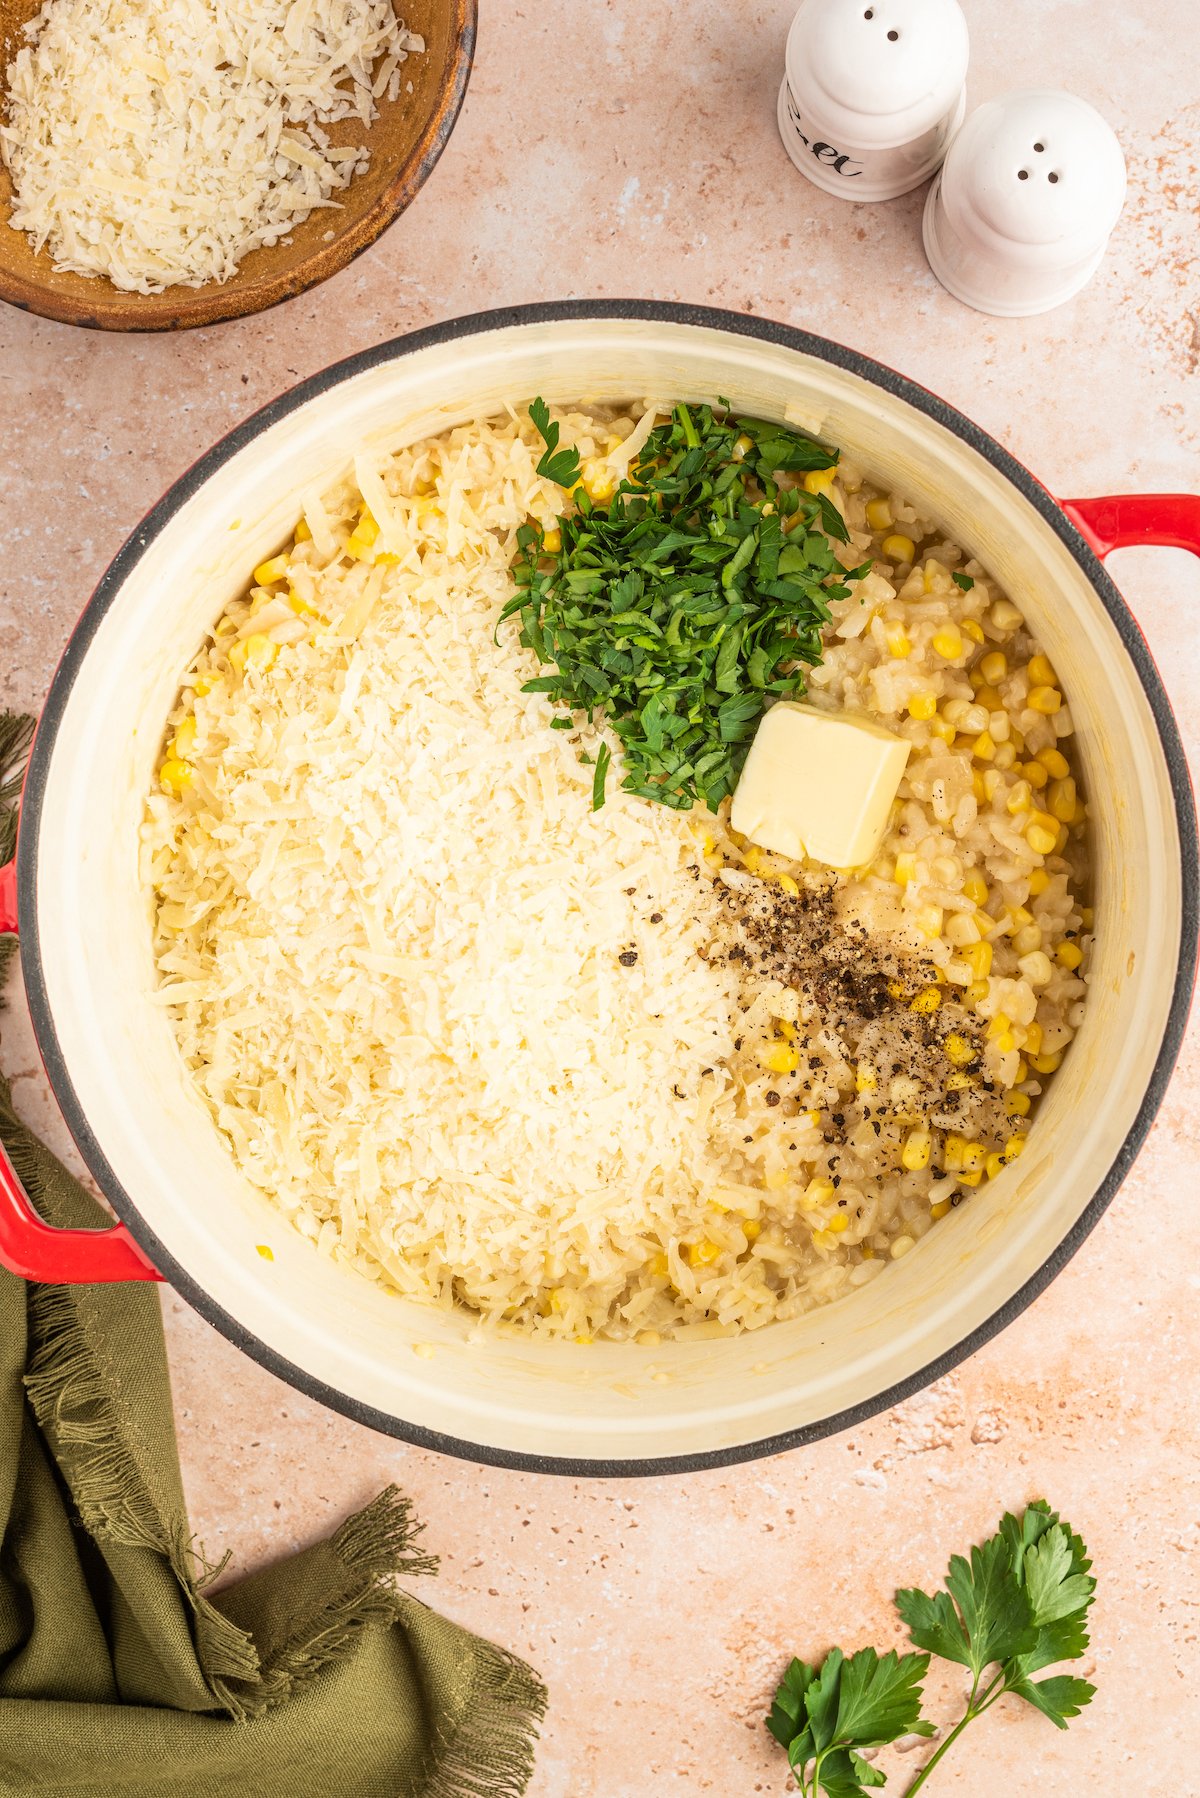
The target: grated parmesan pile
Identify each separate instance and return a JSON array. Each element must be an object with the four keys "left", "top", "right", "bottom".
[{"left": 1, "top": 0, "right": 423, "bottom": 292}]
